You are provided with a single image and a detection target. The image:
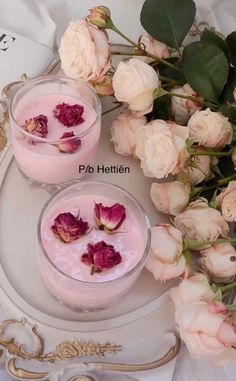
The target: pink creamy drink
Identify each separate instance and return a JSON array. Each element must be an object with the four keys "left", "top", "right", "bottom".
[
  {"left": 37, "top": 181, "right": 151, "bottom": 310},
  {"left": 10, "top": 76, "right": 101, "bottom": 185}
]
